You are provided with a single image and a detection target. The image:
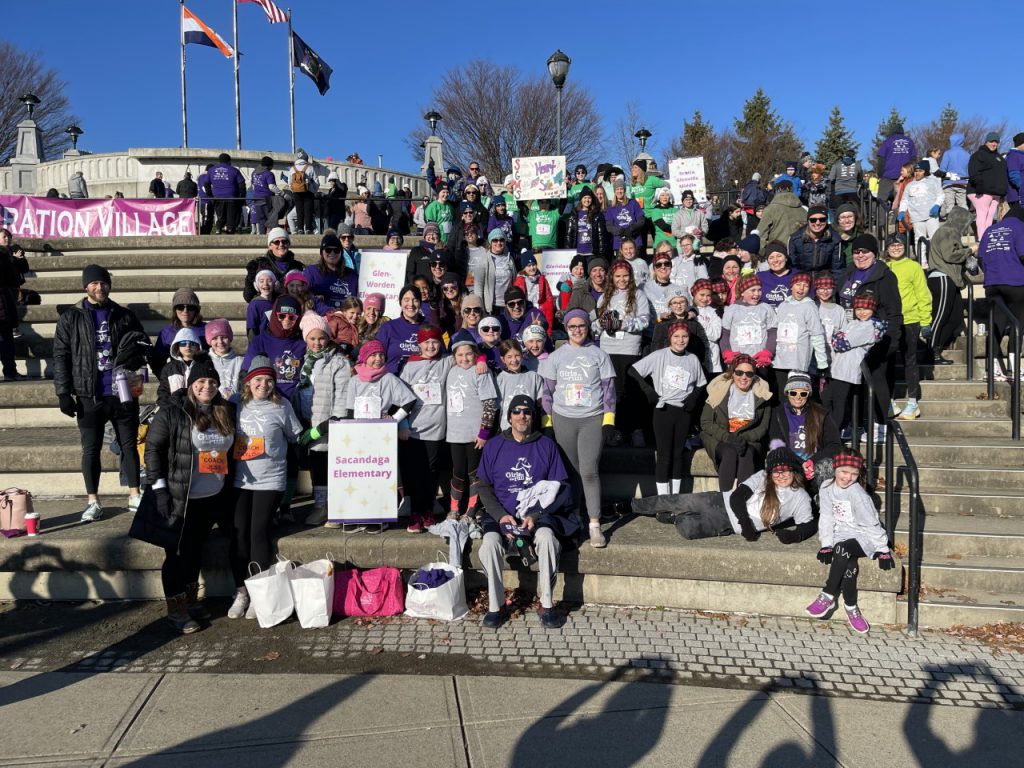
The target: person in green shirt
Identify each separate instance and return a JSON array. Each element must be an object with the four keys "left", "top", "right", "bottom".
[
  {"left": 528, "top": 199, "right": 561, "bottom": 249},
  {"left": 568, "top": 164, "right": 590, "bottom": 208},
  {"left": 628, "top": 159, "right": 665, "bottom": 212},
  {"left": 650, "top": 187, "right": 678, "bottom": 247},
  {"left": 424, "top": 187, "right": 457, "bottom": 244}
]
